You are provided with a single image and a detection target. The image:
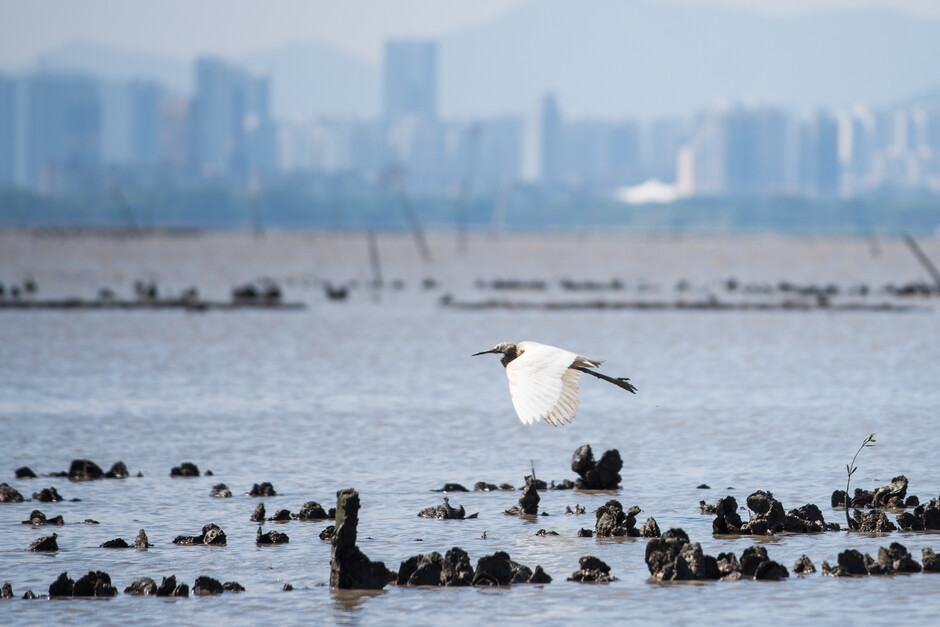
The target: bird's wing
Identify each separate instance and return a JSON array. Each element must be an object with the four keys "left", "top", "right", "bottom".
[{"left": 506, "top": 341, "right": 582, "bottom": 426}]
